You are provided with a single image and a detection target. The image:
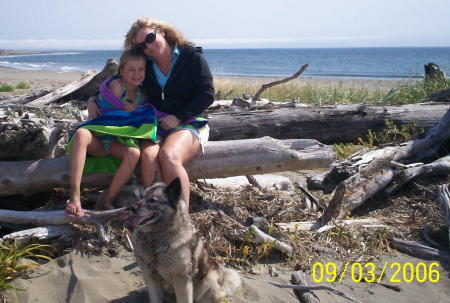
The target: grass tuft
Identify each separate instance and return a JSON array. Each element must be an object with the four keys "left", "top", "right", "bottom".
[
  {"left": 15, "top": 82, "right": 31, "bottom": 89},
  {"left": 0, "top": 240, "right": 54, "bottom": 296},
  {"left": 0, "top": 84, "right": 13, "bottom": 92}
]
